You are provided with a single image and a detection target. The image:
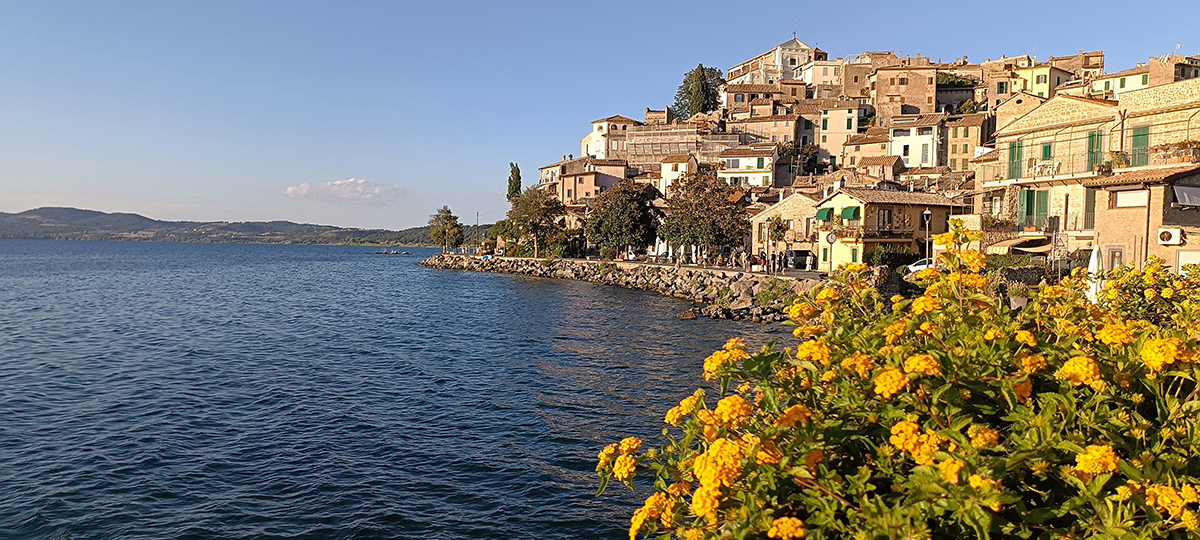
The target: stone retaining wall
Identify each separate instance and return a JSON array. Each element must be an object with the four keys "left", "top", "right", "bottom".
[{"left": 420, "top": 254, "right": 823, "bottom": 322}]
